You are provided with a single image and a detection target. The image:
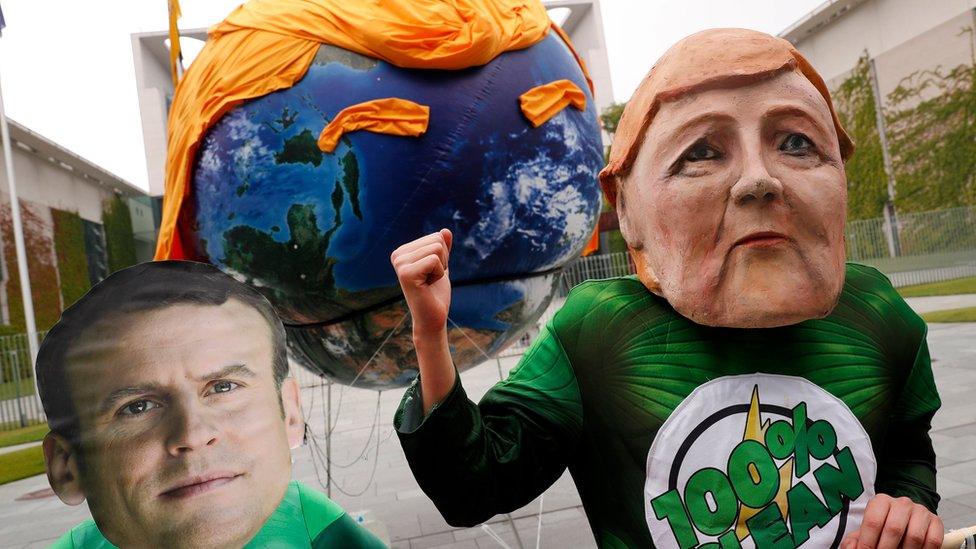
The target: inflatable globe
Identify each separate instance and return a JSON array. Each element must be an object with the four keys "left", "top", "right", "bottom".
[{"left": 183, "top": 33, "right": 603, "bottom": 389}]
